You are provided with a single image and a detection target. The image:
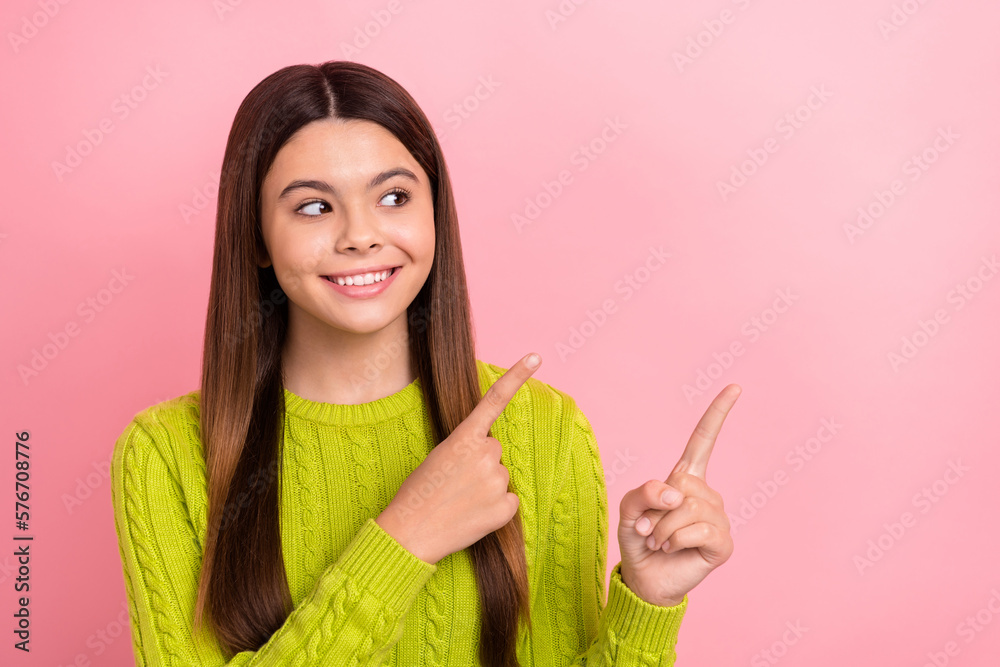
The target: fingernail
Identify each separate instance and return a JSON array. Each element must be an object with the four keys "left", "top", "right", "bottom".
[
  {"left": 636, "top": 517, "right": 651, "bottom": 534},
  {"left": 661, "top": 540, "right": 670, "bottom": 552},
  {"left": 647, "top": 535, "right": 657, "bottom": 550},
  {"left": 661, "top": 490, "right": 680, "bottom": 505},
  {"left": 525, "top": 353, "right": 540, "bottom": 369}
]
